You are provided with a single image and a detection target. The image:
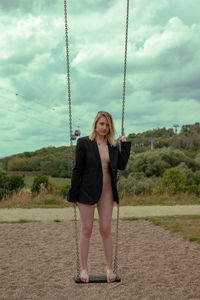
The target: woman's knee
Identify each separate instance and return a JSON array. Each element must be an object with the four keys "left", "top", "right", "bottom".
[
  {"left": 81, "top": 224, "right": 93, "bottom": 239},
  {"left": 99, "top": 223, "right": 111, "bottom": 238}
]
